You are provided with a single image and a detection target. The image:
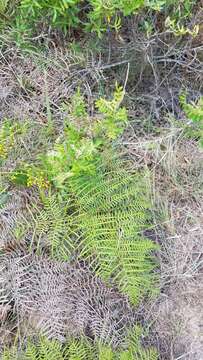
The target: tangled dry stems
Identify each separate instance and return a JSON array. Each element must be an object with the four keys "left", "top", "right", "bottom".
[{"left": 121, "top": 125, "right": 203, "bottom": 359}]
